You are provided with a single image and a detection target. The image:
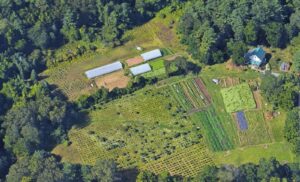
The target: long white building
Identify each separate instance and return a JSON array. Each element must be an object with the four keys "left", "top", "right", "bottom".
[
  {"left": 141, "top": 49, "right": 162, "bottom": 61},
  {"left": 85, "top": 61, "right": 123, "bottom": 79},
  {"left": 130, "top": 63, "right": 152, "bottom": 76}
]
